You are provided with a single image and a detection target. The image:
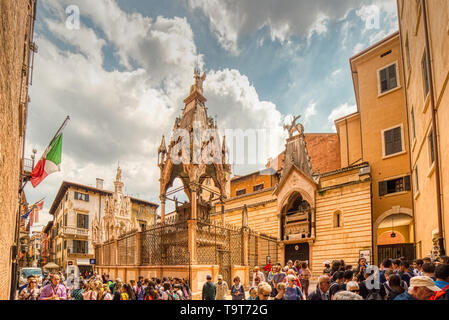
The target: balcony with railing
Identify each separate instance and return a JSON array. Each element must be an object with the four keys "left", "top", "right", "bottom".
[
  {"left": 61, "top": 226, "right": 89, "bottom": 237},
  {"left": 23, "top": 158, "right": 34, "bottom": 174}
]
